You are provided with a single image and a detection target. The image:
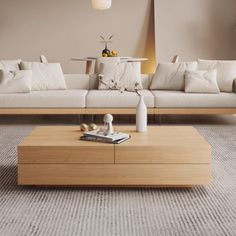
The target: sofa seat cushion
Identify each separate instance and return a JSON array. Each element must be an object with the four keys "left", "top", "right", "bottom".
[
  {"left": 152, "top": 90, "right": 236, "bottom": 108},
  {"left": 86, "top": 90, "right": 154, "bottom": 108},
  {"left": 0, "top": 90, "right": 88, "bottom": 108}
]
